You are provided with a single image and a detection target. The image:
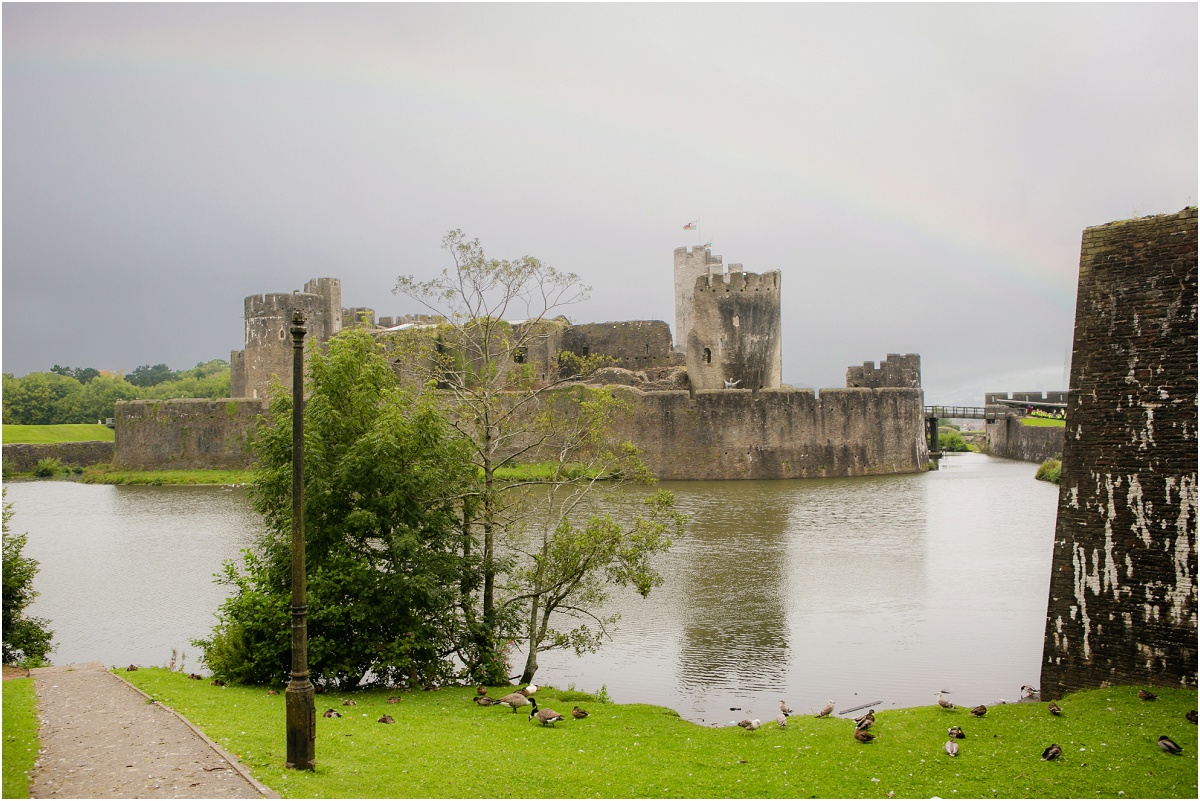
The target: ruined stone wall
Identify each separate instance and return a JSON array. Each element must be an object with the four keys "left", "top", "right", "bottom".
[
  {"left": 847, "top": 354, "right": 922, "bottom": 389},
  {"left": 561, "top": 321, "right": 672, "bottom": 372},
  {"left": 229, "top": 349, "right": 247, "bottom": 398},
  {"left": 608, "top": 386, "right": 926, "bottom": 480},
  {"left": 112, "top": 398, "right": 267, "bottom": 470},
  {"left": 2, "top": 442, "right": 114, "bottom": 472},
  {"left": 343, "top": 307, "right": 376, "bottom": 328},
  {"left": 985, "top": 418, "right": 1065, "bottom": 463},
  {"left": 1041, "top": 208, "right": 1197, "bottom": 698},
  {"left": 686, "top": 270, "right": 782, "bottom": 392},
  {"left": 673, "top": 245, "right": 724, "bottom": 353}
]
